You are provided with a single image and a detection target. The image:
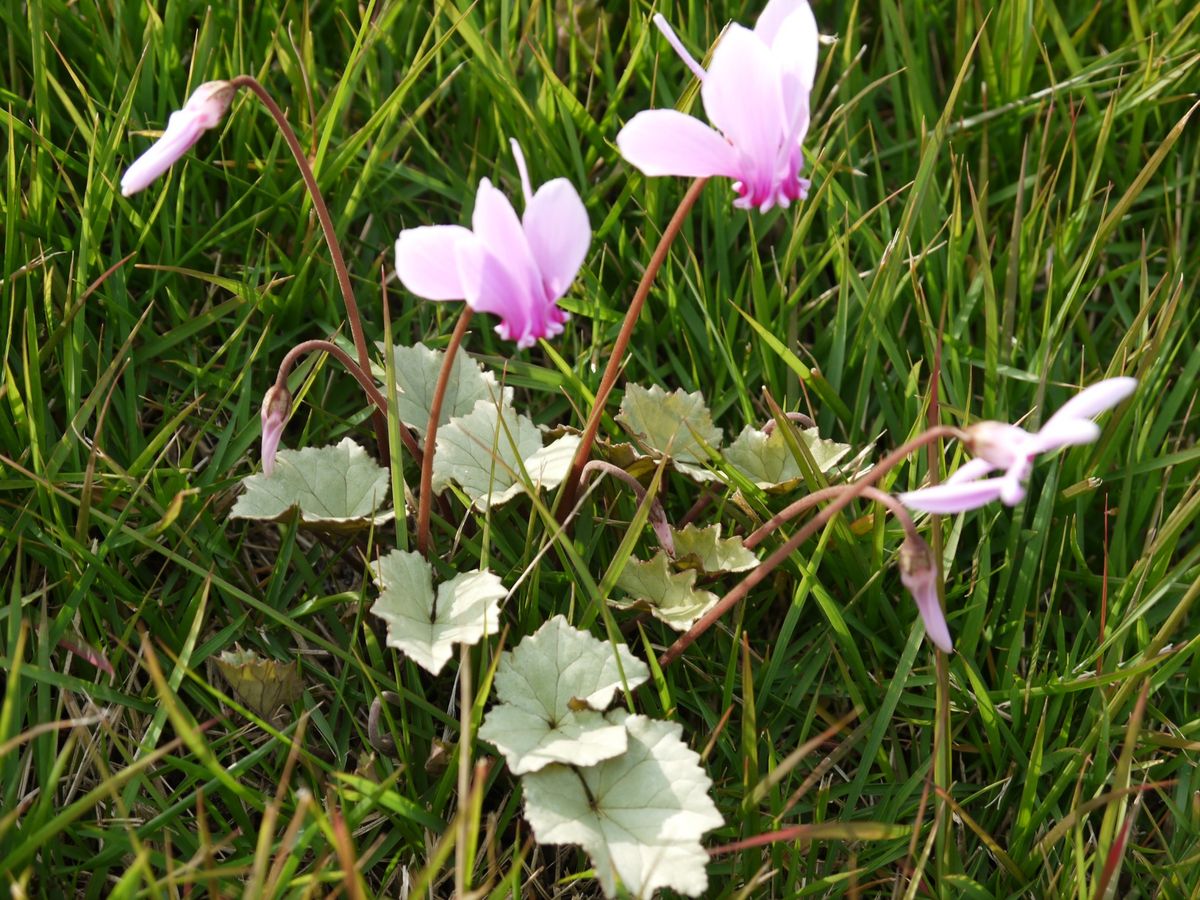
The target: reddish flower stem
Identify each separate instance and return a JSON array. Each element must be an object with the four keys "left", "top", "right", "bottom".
[
  {"left": 658, "top": 425, "right": 965, "bottom": 668},
  {"left": 274, "top": 339, "right": 421, "bottom": 463},
  {"left": 229, "top": 74, "right": 388, "bottom": 460},
  {"left": 580, "top": 460, "right": 674, "bottom": 555},
  {"left": 416, "top": 307, "right": 474, "bottom": 556},
  {"left": 741, "top": 483, "right": 921, "bottom": 551},
  {"left": 558, "top": 177, "right": 708, "bottom": 519}
]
